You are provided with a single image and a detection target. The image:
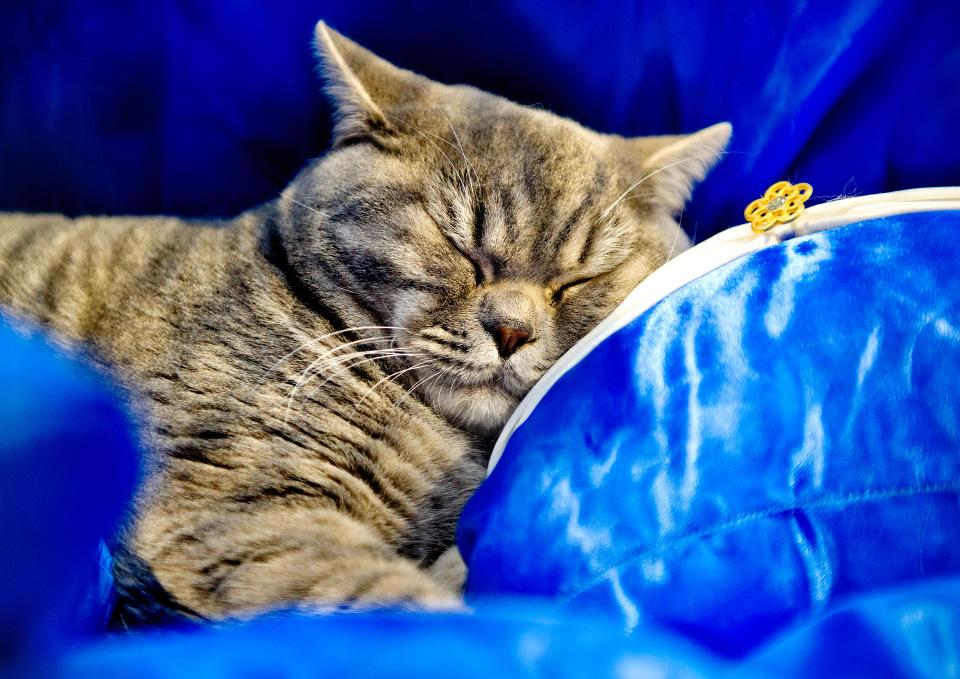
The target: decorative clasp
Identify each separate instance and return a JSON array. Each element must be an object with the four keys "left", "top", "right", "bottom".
[{"left": 745, "top": 181, "right": 812, "bottom": 233}]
